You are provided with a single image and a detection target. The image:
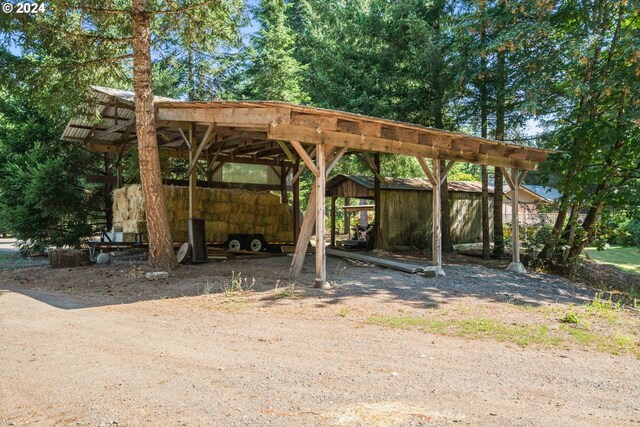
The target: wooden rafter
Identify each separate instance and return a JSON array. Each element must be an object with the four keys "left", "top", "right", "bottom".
[
  {"left": 186, "top": 123, "right": 215, "bottom": 178},
  {"left": 441, "top": 161, "right": 456, "bottom": 185},
  {"left": 416, "top": 157, "right": 436, "bottom": 186},
  {"left": 326, "top": 145, "right": 348, "bottom": 174},
  {"left": 90, "top": 118, "right": 135, "bottom": 142},
  {"left": 290, "top": 140, "right": 319, "bottom": 177},
  {"left": 356, "top": 152, "right": 386, "bottom": 183}
]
